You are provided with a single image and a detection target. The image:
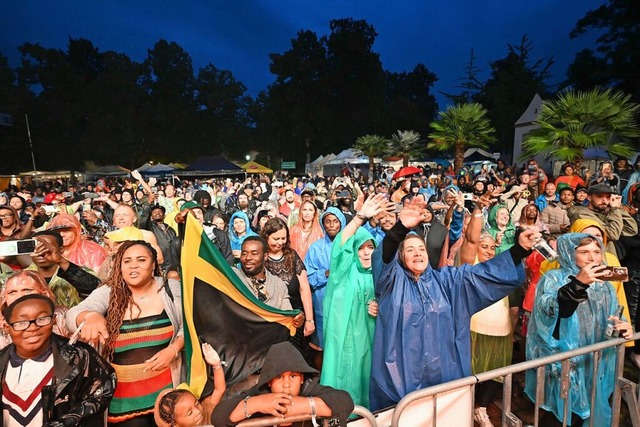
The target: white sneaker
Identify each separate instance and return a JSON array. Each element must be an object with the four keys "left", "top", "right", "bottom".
[
  {"left": 474, "top": 407, "right": 494, "bottom": 427},
  {"left": 630, "top": 352, "right": 640, "bottom": 370}
]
